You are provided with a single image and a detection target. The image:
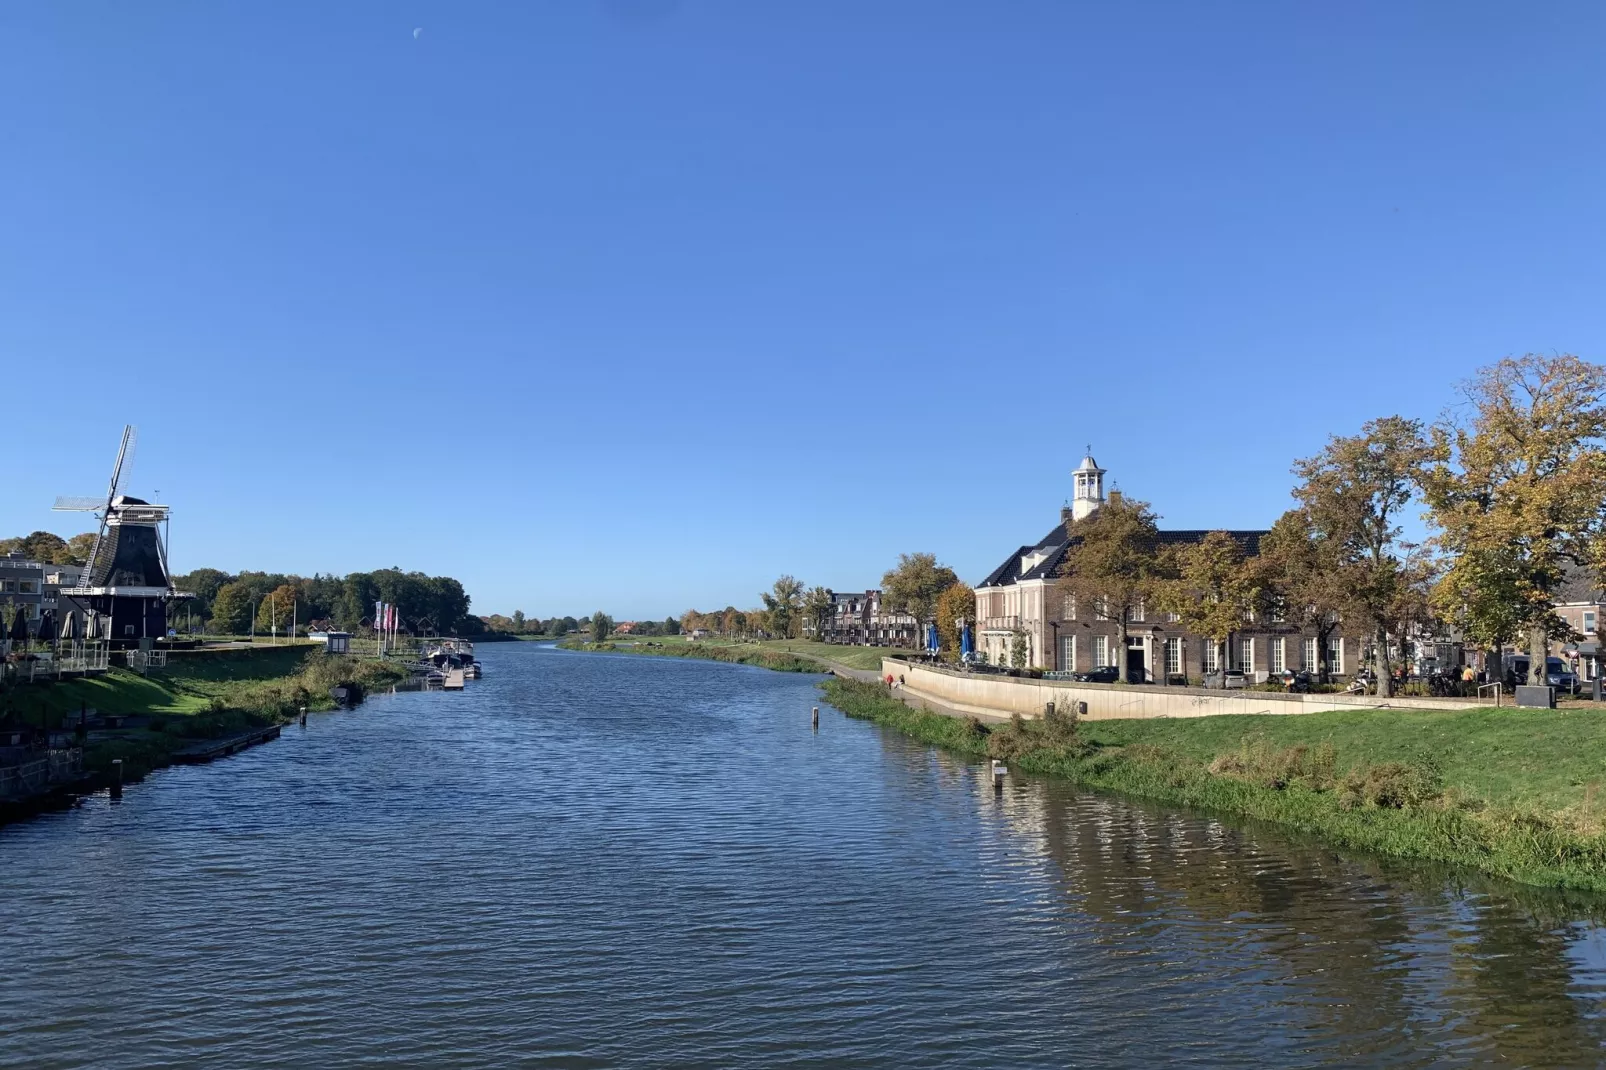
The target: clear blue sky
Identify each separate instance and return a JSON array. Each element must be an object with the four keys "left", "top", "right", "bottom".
[{"left": 3, "top": 1, "right": 1602, "bottom": 620}]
